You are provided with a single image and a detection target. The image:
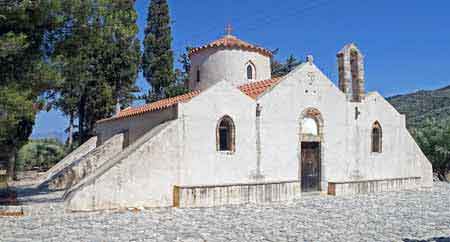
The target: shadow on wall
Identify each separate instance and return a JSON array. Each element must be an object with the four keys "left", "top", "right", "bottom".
[{"left": 403, "top": 237, "right": 450, "bottom": 242}]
